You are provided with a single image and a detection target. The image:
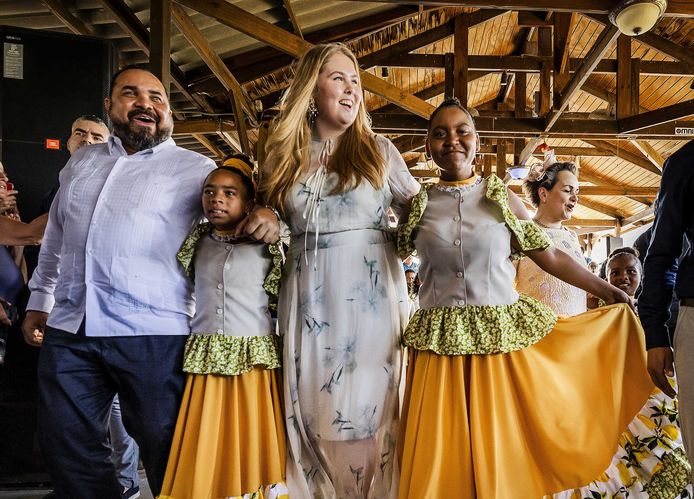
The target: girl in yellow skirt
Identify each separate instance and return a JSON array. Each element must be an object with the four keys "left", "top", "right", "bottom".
[
  {"left": 397, "top": 98, "right": 658, "bottom": 498},
  {"left": 159, "top": 157, "right": 288, "bottom": 499}
]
